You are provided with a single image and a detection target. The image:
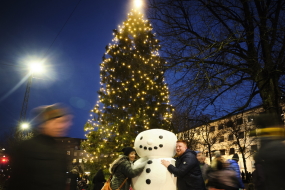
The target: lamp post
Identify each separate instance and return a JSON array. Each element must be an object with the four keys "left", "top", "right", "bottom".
[{"left": 19, "top": 62, "right": 44, "bottom": 125}]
